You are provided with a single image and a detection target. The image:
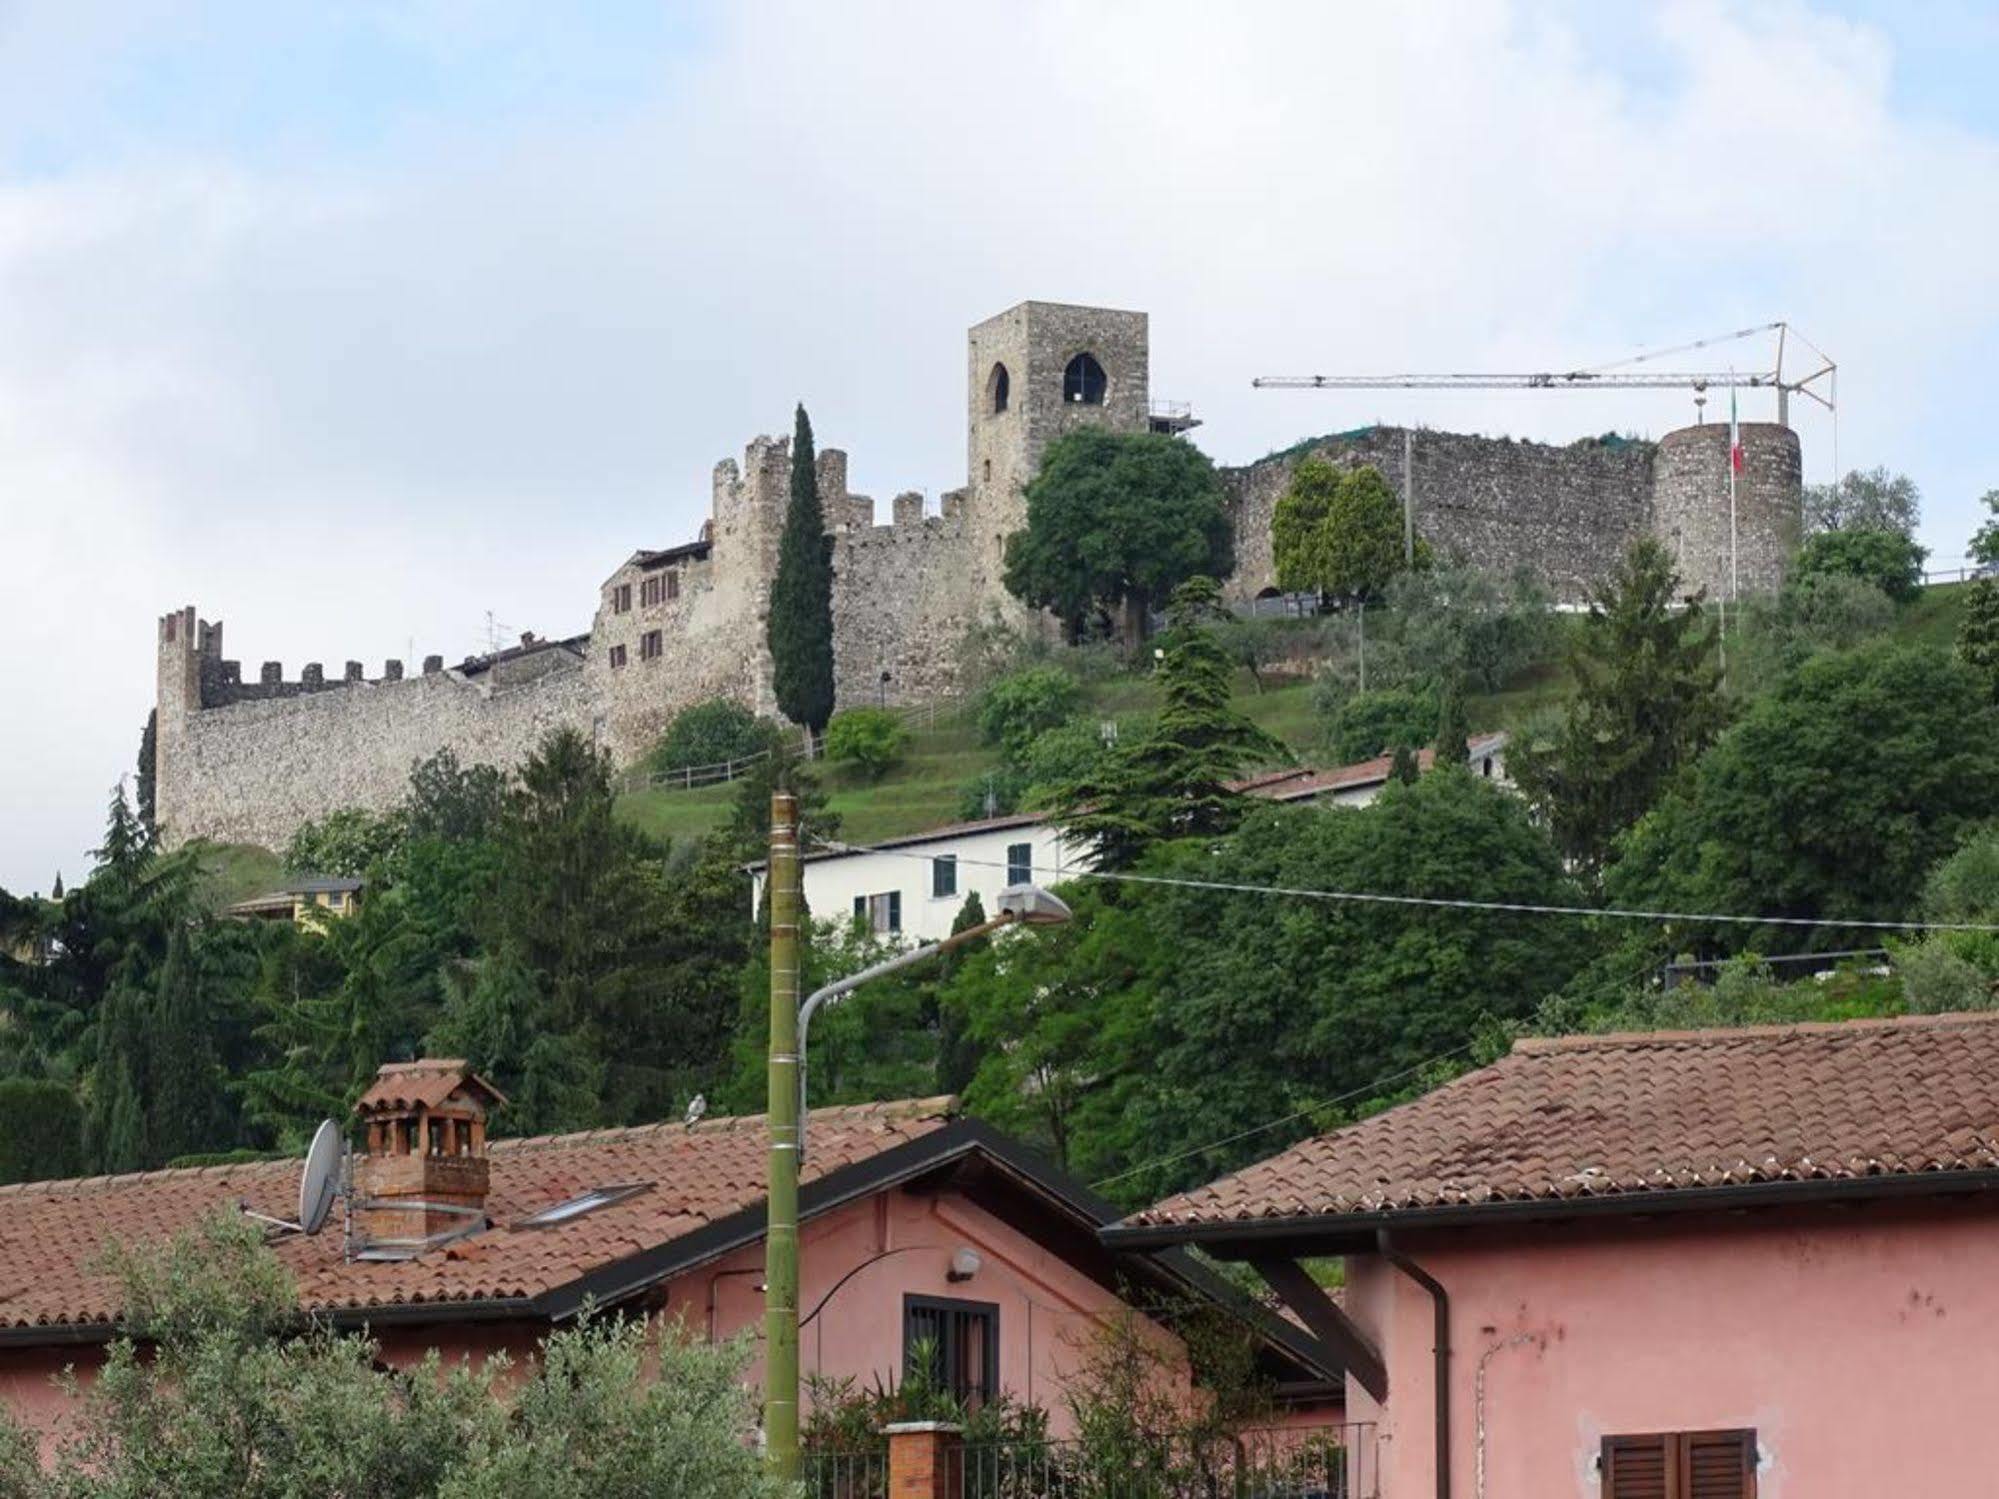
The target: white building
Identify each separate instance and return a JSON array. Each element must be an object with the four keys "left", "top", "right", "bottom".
[
  {"left": 750, "top": 813, "right": 1087, "bottom": 943},
  {"left": 747, "top": 733, "right": 1507, "bottom": 942}
]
